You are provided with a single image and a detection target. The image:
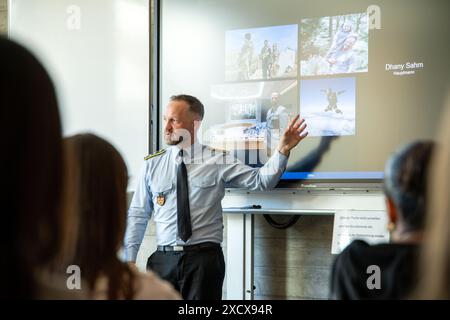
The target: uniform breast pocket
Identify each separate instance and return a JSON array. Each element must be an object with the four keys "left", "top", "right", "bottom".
[
  {"left": 152, "top": 183, "right": 174, "bottom": 208},
  {"left": 190, "top": 177, "right": 219, "bottom": 208}
]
